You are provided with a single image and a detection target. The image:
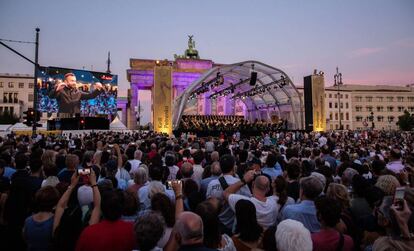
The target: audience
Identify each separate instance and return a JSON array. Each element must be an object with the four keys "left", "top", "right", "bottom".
[{"left": 0, "top": 129, "right": 413, "bottom": 251}]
